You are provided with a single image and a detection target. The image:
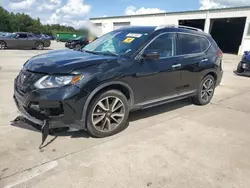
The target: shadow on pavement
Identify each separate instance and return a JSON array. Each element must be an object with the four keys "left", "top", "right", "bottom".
[
  {"left": 129, "top": 98, "right": 192, "bottom": 122},
  {"left": 10, "top": 98, "right": 192, "bottom": 148}
]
